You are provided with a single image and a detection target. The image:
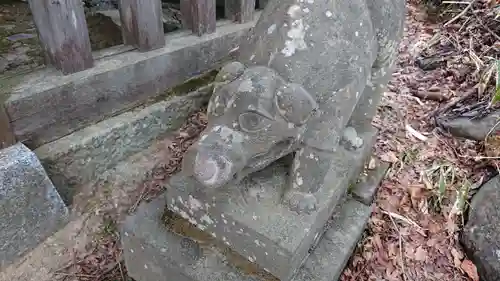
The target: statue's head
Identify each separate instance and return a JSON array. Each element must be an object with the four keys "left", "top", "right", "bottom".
[{"left": 182, "top": 62, "right": 318, "bottom": 188}]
